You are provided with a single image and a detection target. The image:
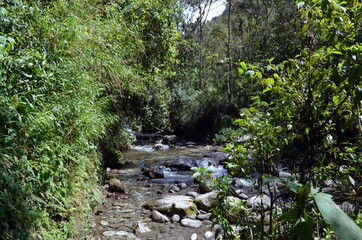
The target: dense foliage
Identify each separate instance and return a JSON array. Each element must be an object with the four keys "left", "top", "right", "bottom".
[
  {"left": 0, "top": 0, "right": 179, "bottom": 238},
  {"left": 207, "top": 0, "right": 362, "bottom": 239}
]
